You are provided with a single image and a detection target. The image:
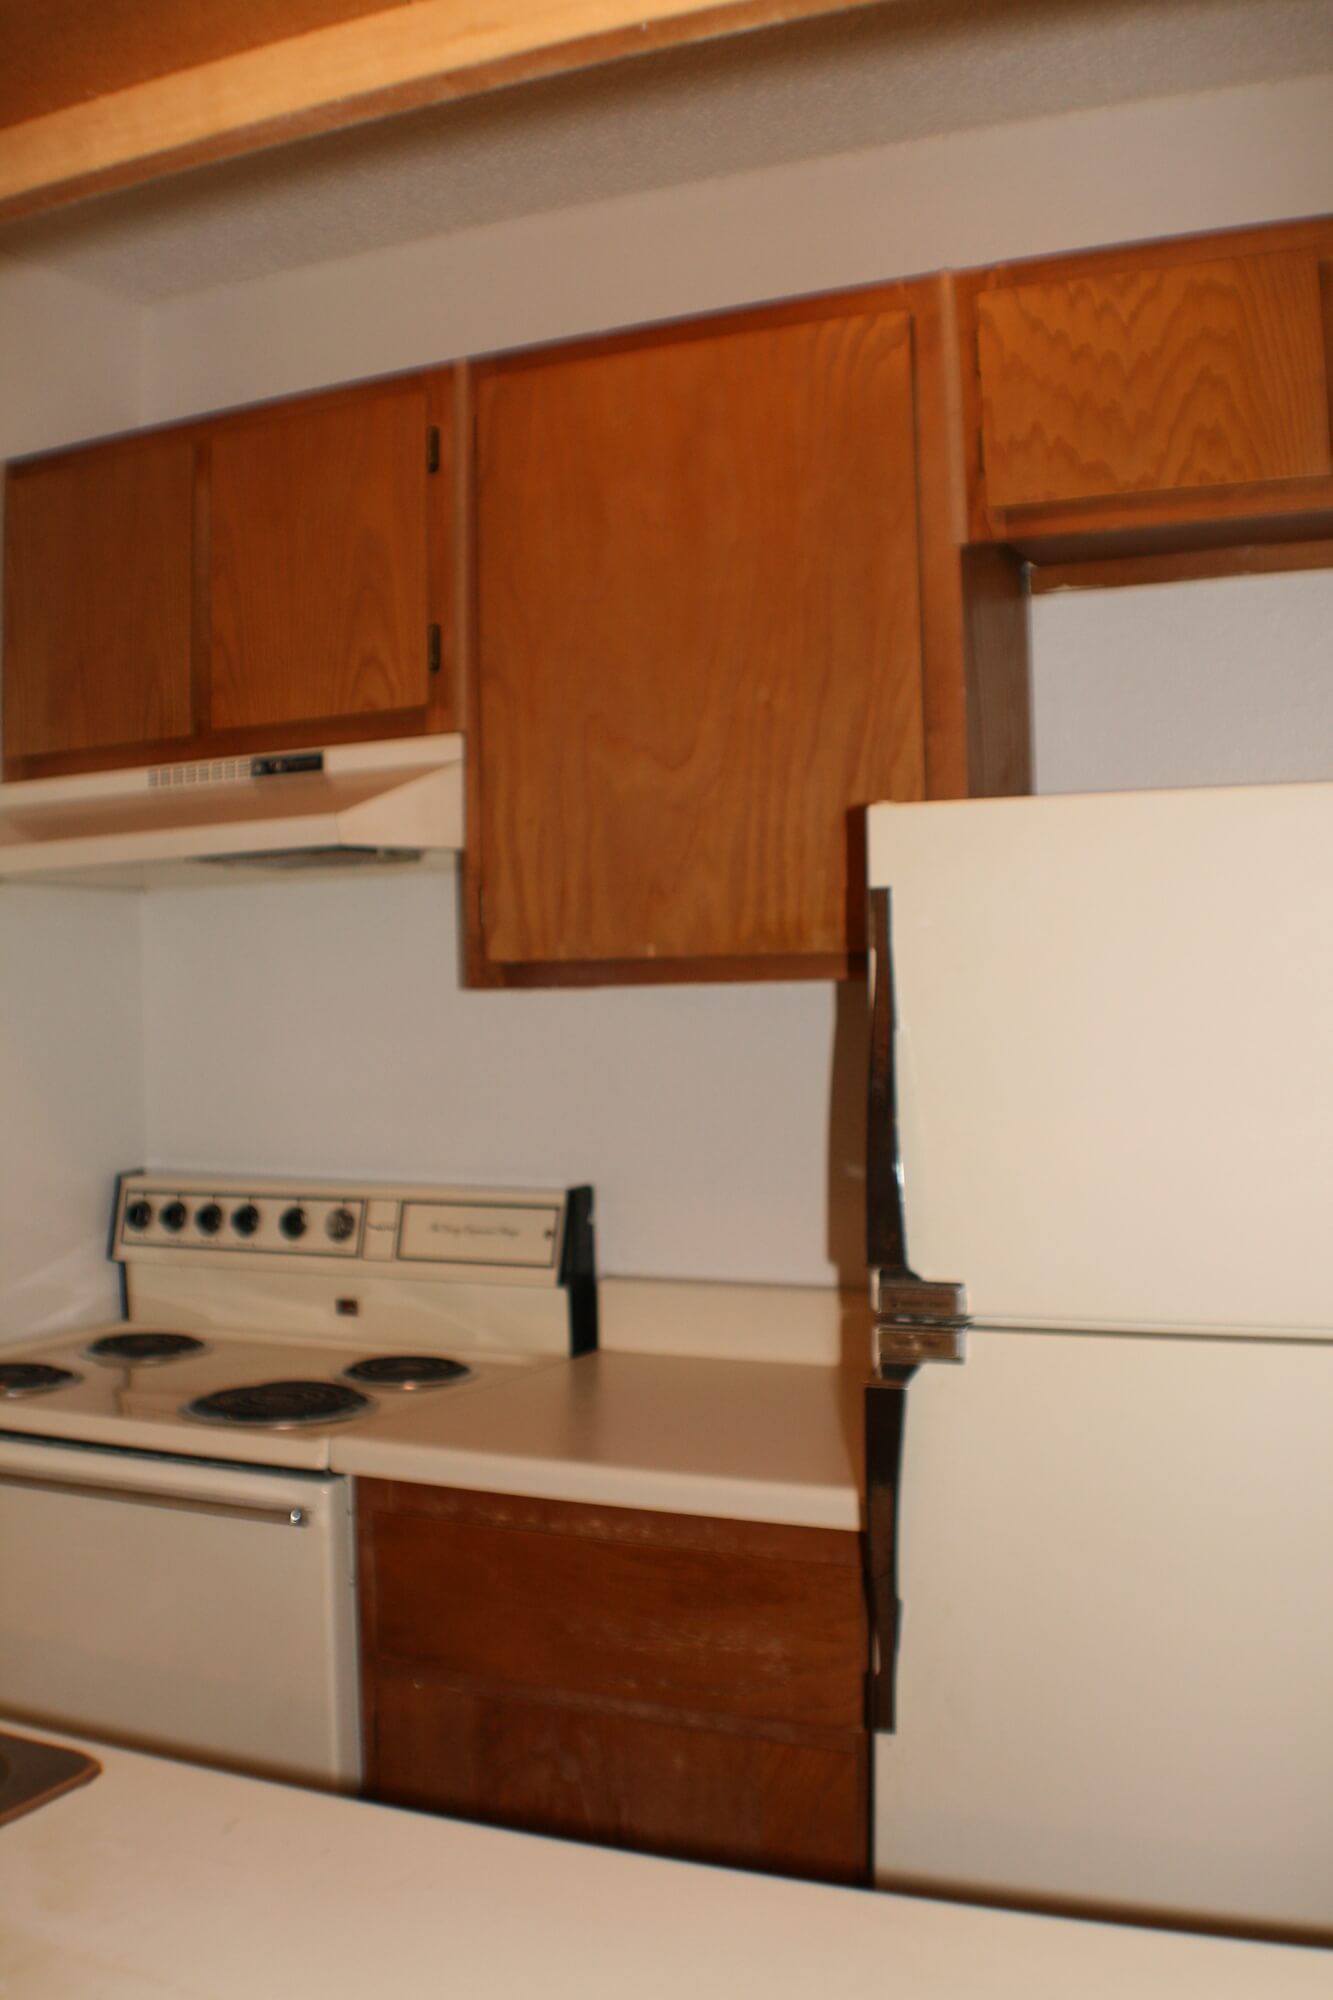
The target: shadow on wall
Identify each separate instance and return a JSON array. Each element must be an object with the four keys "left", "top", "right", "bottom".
[{"left": 826, "top": 977, "right": 870, "bottom": 1290}]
